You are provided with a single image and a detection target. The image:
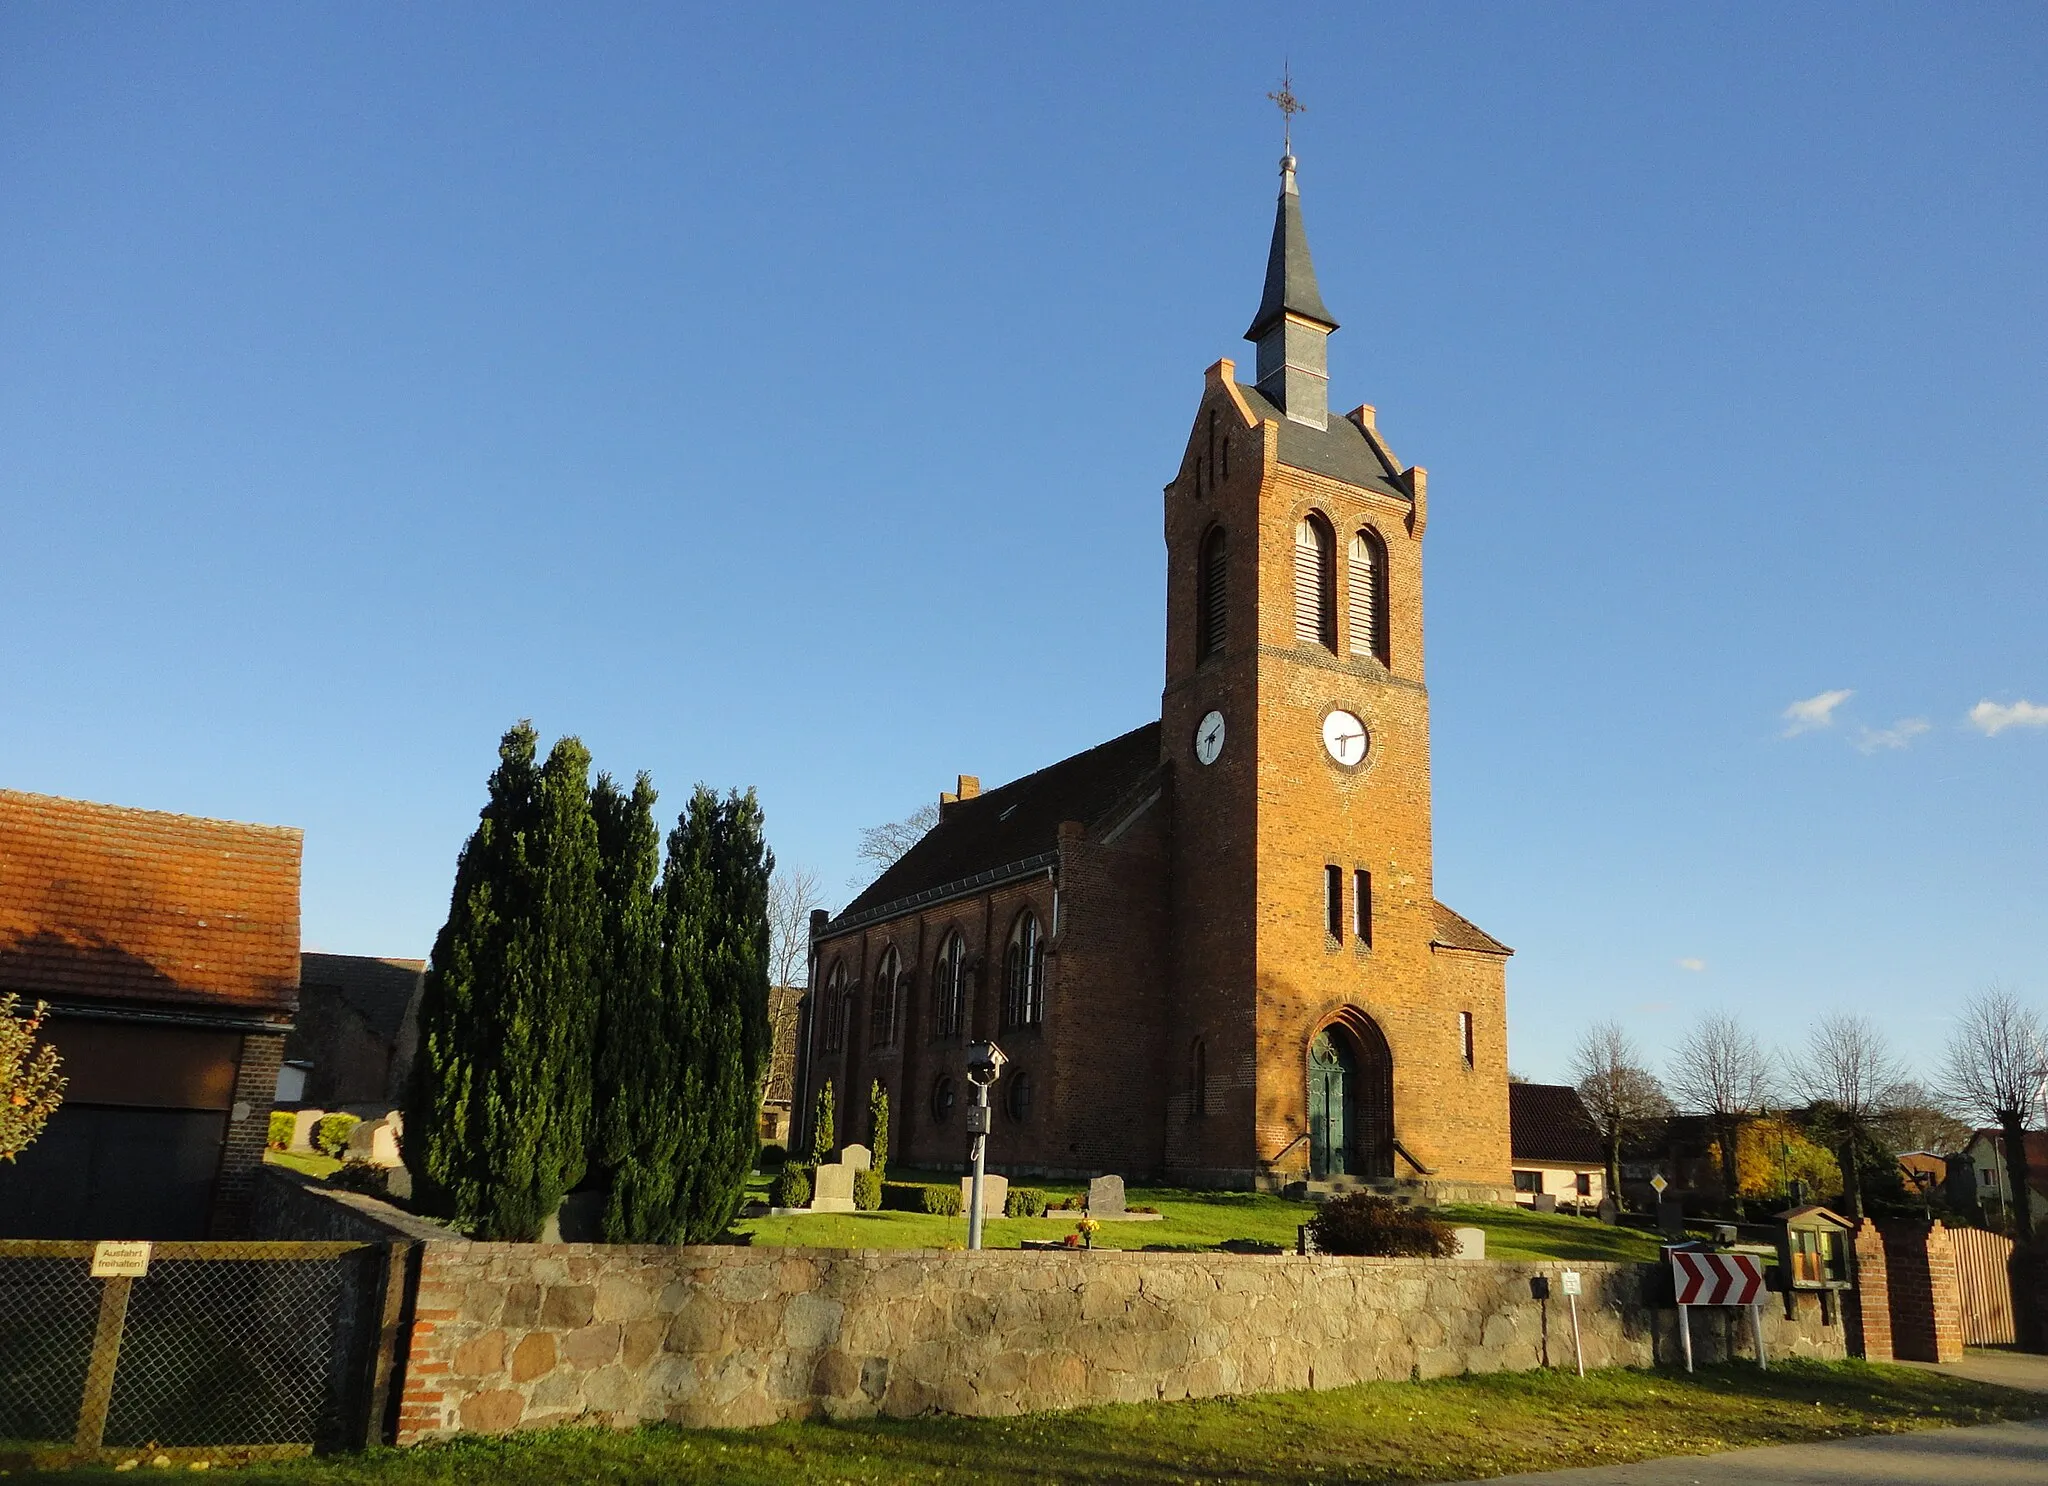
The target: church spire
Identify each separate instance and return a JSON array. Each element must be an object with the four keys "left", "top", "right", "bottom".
[{"left": 1245, "top": 150, "right": 1338, "bottom": 428}]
